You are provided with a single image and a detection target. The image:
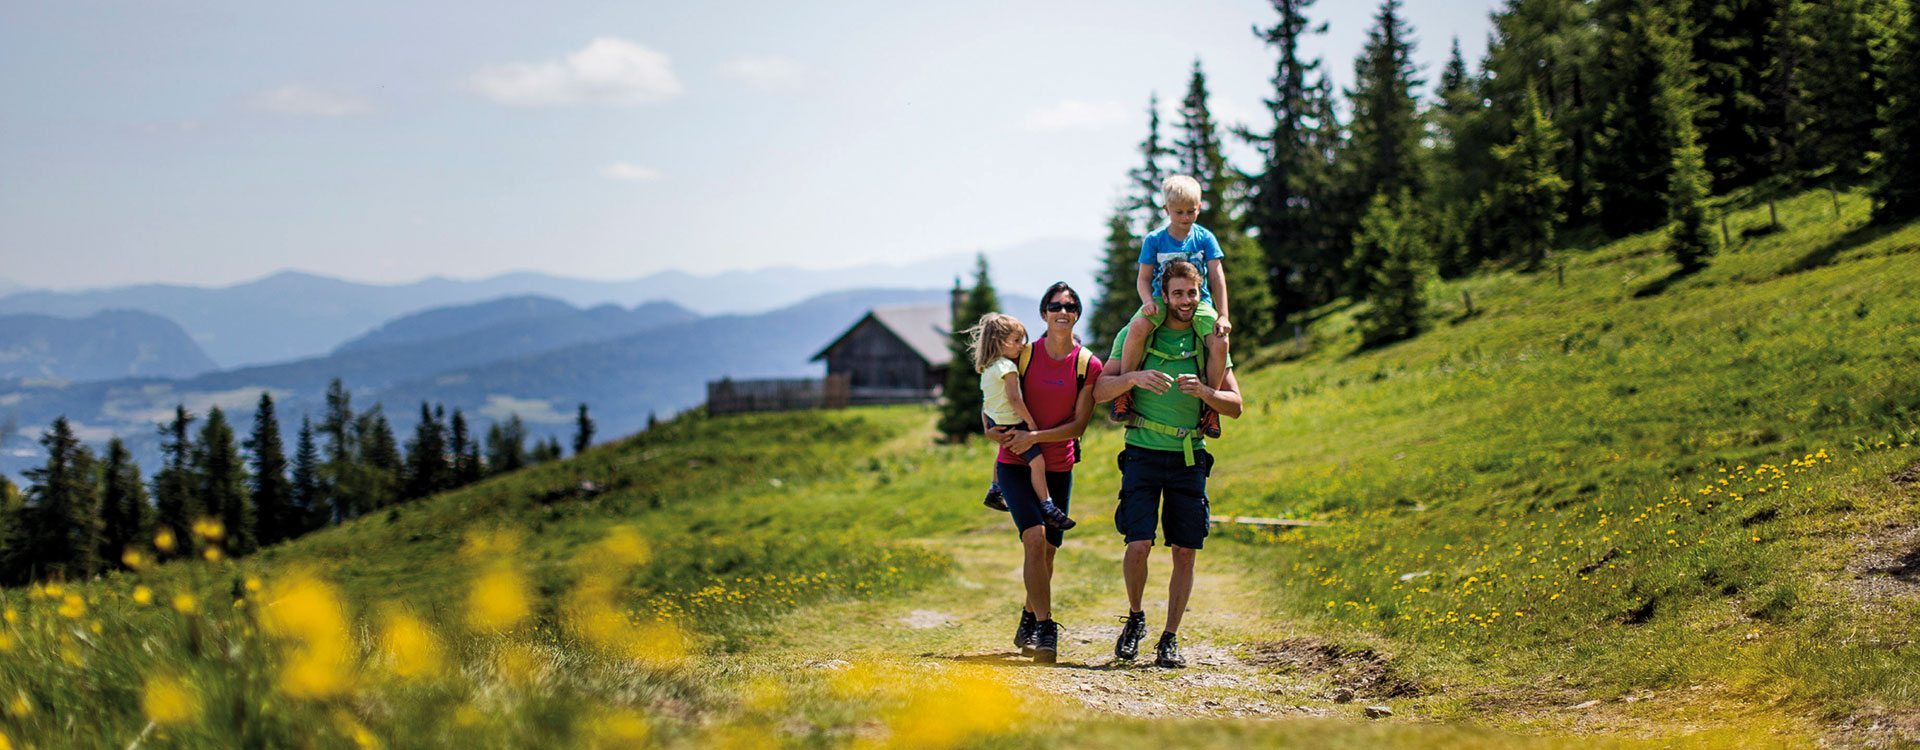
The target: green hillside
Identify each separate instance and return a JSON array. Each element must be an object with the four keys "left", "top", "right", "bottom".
[{"left": 2, "top": 188, "right": 1916, "bottom": 748}]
